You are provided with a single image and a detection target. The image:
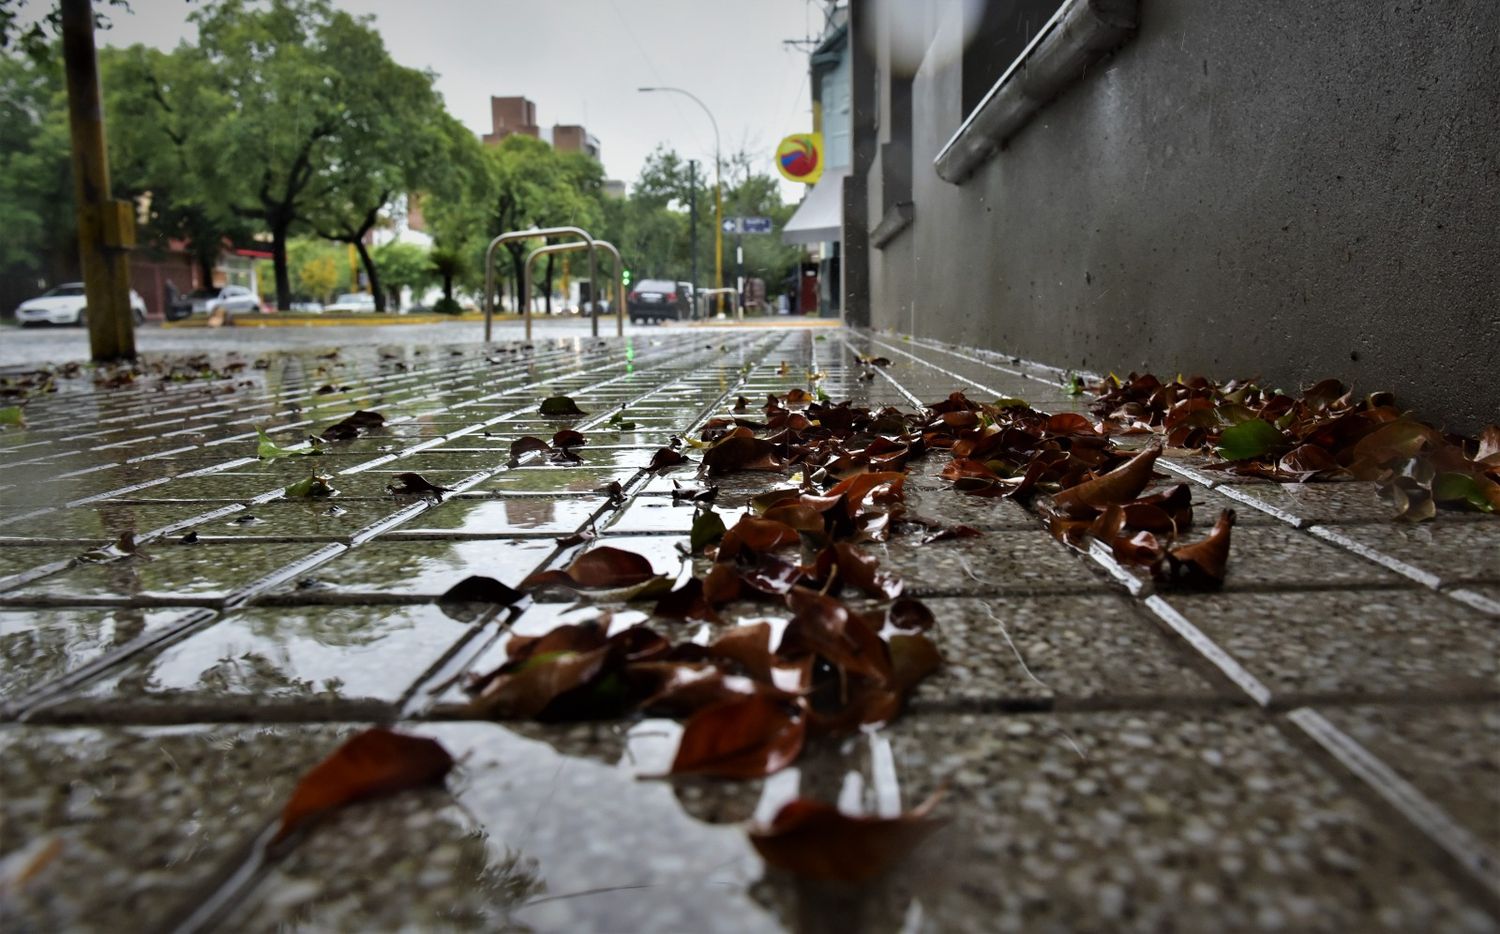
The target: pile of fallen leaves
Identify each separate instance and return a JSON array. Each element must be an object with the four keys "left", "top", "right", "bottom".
[
  {"left": 465, "top": 389, "right": 946, "bottom": 771},
  {"left": 1087, "top": 373, "right": 1499, "bottom": 521},
  {"left": 917, "top": 391, "right": 1236, "bottom": 586},
  {"left": 277, "top": 373, "right": 1498, "bottom": 881}
]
